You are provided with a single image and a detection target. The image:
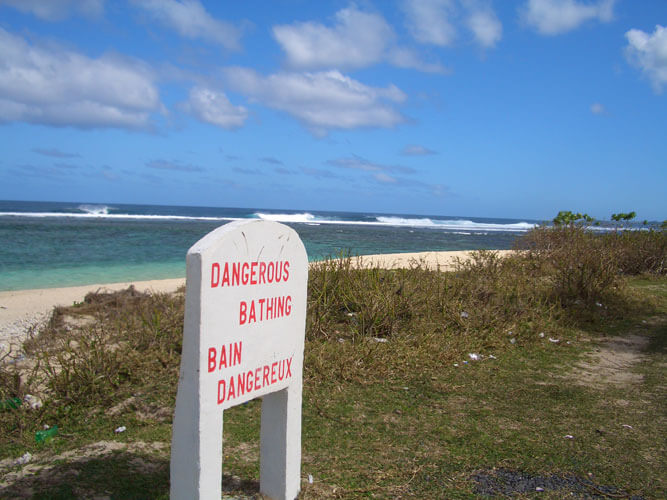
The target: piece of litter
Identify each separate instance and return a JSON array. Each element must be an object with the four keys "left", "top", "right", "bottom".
[
  {"left": 536, "top": 487, "right": 544, "bottom": 492},
  {"left": 641, "top": 320, "right": 647, "bottom": 324},
  {"left": 14, "top": 452, "right": 32, "bottom": 465},
  {"left": 346, "top": 312, "right": 356, "bottom": 317},
  {"left": 308, "top": 474, "right": 314, "bottom": 484},
  {"left": 337, "top": 338, "right": 345, "bottom": 343},
  {"left": 596, "top": 302, "right": 603, "bottom": 307},
  {"left": 548, "top": 338, "right": 560, "bottom": 343},
  {"left": 539, "top": 332, "right": 545, "bottom": 338},
  {"left": 453, "top": 363, "right": 459, "bottom": 367},
  {"left": 488, "top": 354, "right": 497, "bottom": 359},
  {"left": 507, "top": 331, "right": 514, "bottom": 336},
  {"left": 460, "top": 311, "right": 469, "bottom": 319},
  {"left": 468, "top": 353, "right": 481, "bottom": 361},
  {"left": 35, "top": 425, "right": 58, "bottom": 443},
  {"left": 114, "top": 426, "right": 126, "bottom": 434},
  {"left": 24, "top": 394, "right": 43, "bottom": 410},
  {"left": 463, "top": 360, "right": 468, "bottom": 364},
  {"left": 372, "top": 337, "right": 388, "bottom": 343},
  {"left": 402, "top": 387, "right": 409, "bottom": 391},
  {"left": 564, "top": 435, "right": 574, "bottom": 439},
  {"left": 509, "top": 338, "right": 516, "bottom": 344},
  {"left": 622, "top": 424, "right": 633, "bottom": 429},
  {"left": 43, "top": 424, "right": 50, "bottom": 430}
]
